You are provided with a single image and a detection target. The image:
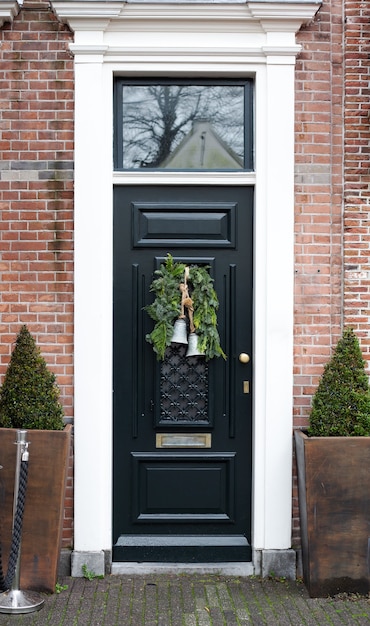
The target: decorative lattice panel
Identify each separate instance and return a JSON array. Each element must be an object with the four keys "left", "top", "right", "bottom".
[{"left": 160, "top": 344, "right": 209, "bottom": 424}]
